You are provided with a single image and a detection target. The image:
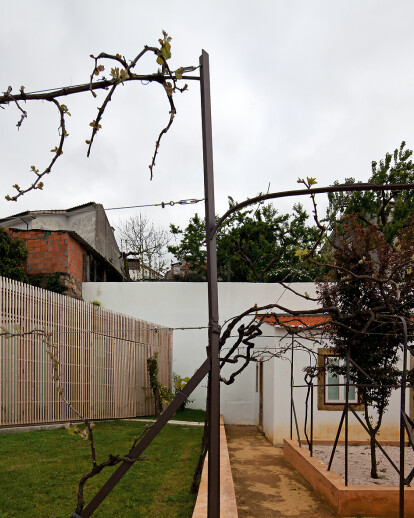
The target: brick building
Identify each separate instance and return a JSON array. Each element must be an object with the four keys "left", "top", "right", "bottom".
[
  {"left": 6, "top": 228, "right": 123, "bottom": 298},
  {"left": 1, "top": 203, "right": 124, "bottom": 298}
]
